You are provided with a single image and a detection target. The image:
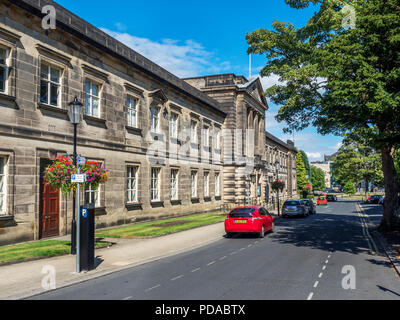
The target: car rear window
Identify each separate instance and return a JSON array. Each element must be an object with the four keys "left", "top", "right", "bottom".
[
  {"left": 284, "top": 201, "right": 300, "bottom": 206},
  {"left": 319, "top": 197, "right": 325, "bottom": 200},
  {"left": 229, "top": 208, "right": 256, "bottom": 218}
]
